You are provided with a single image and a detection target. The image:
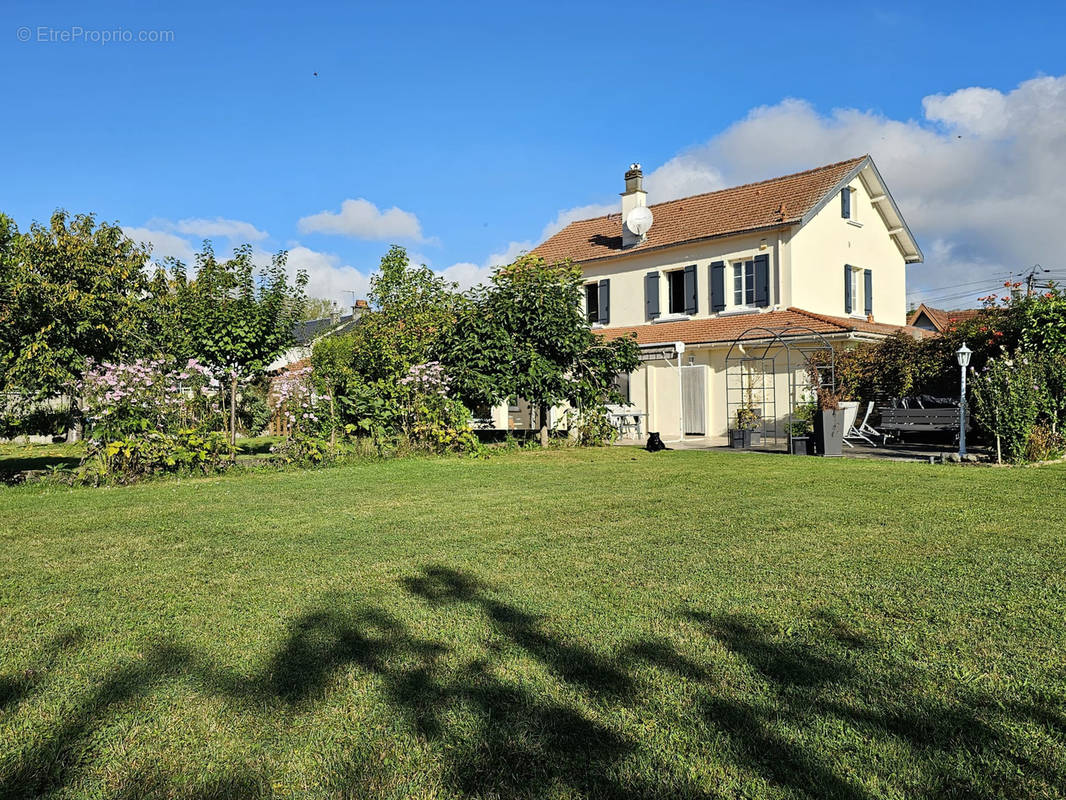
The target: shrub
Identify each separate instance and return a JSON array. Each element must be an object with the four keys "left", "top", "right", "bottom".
[
  {"left": 969, "top": 351, "right": 1044, "bottom": 463},
  {"left": 269, "top": 431, "right": 330, "bottom": 465},
  {"left": 566, "top": 405, "right": 618, "bottom": 447},
  {"left": 78, "top": 429, "right": 229, "bottom": 484},
  {"left": 1024, "top": 425, "right": 1065, "bottom": 463}
]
